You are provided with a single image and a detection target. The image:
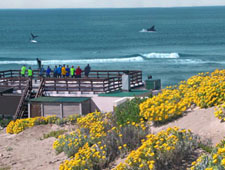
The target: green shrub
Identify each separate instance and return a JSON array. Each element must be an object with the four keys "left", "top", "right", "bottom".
[
  {"left": 42, "top": 130, "right": 67, "bottom": 140},
  {"left": 114, "top": 97, "right": 147, "bottom": 126},
  {"left": 0, "top": 116, "right": 13, "bottom": 128}
]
